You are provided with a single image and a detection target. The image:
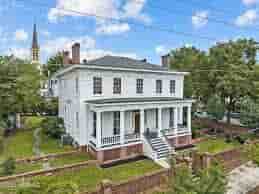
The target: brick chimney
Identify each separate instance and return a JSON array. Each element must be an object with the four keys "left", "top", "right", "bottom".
[
  {"left": 161, "top": 54, "right": 171, "bottom": 68},
  {"left": 72, "top": 43, "right": 80, "bottom": 64},
  {"left": 63, "top": 51, "right": 70, "bottom": 66}
]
